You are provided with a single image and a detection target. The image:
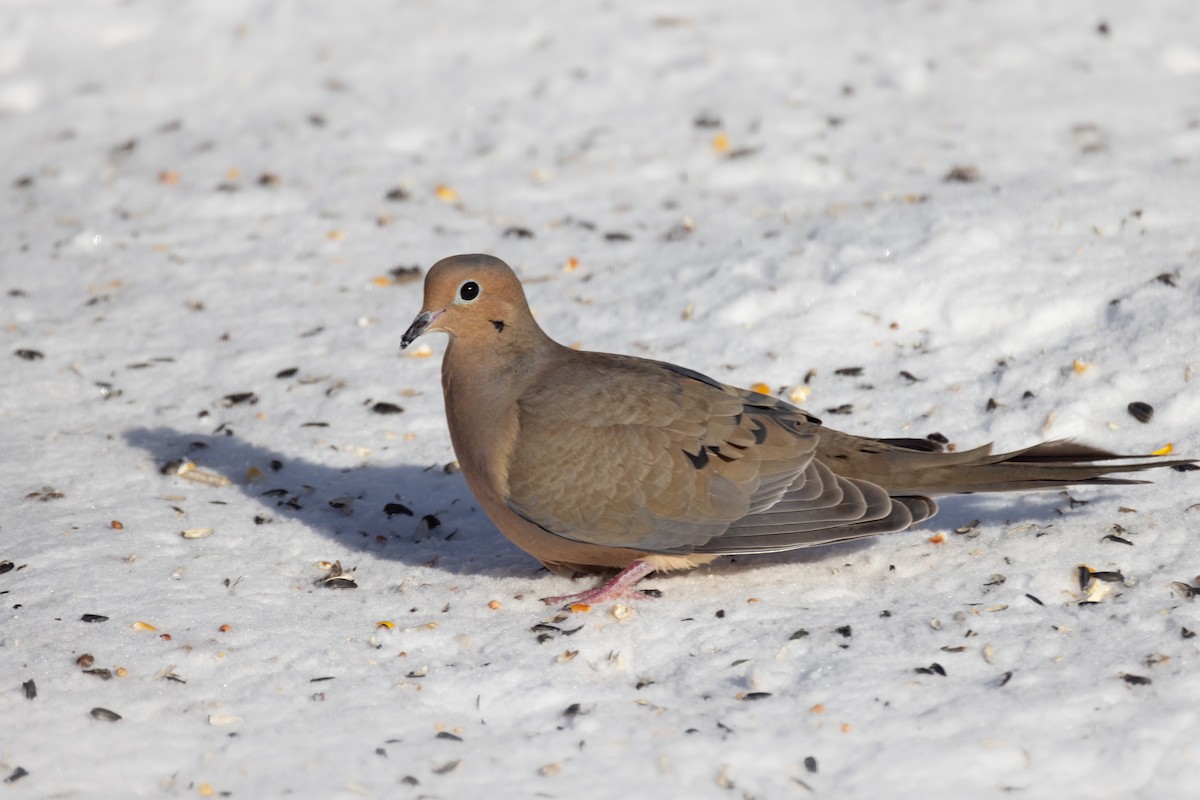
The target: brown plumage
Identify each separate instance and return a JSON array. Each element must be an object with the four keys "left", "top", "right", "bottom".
[{"left": 401, "top": 254, "right": 1193, "bottom": 605}]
